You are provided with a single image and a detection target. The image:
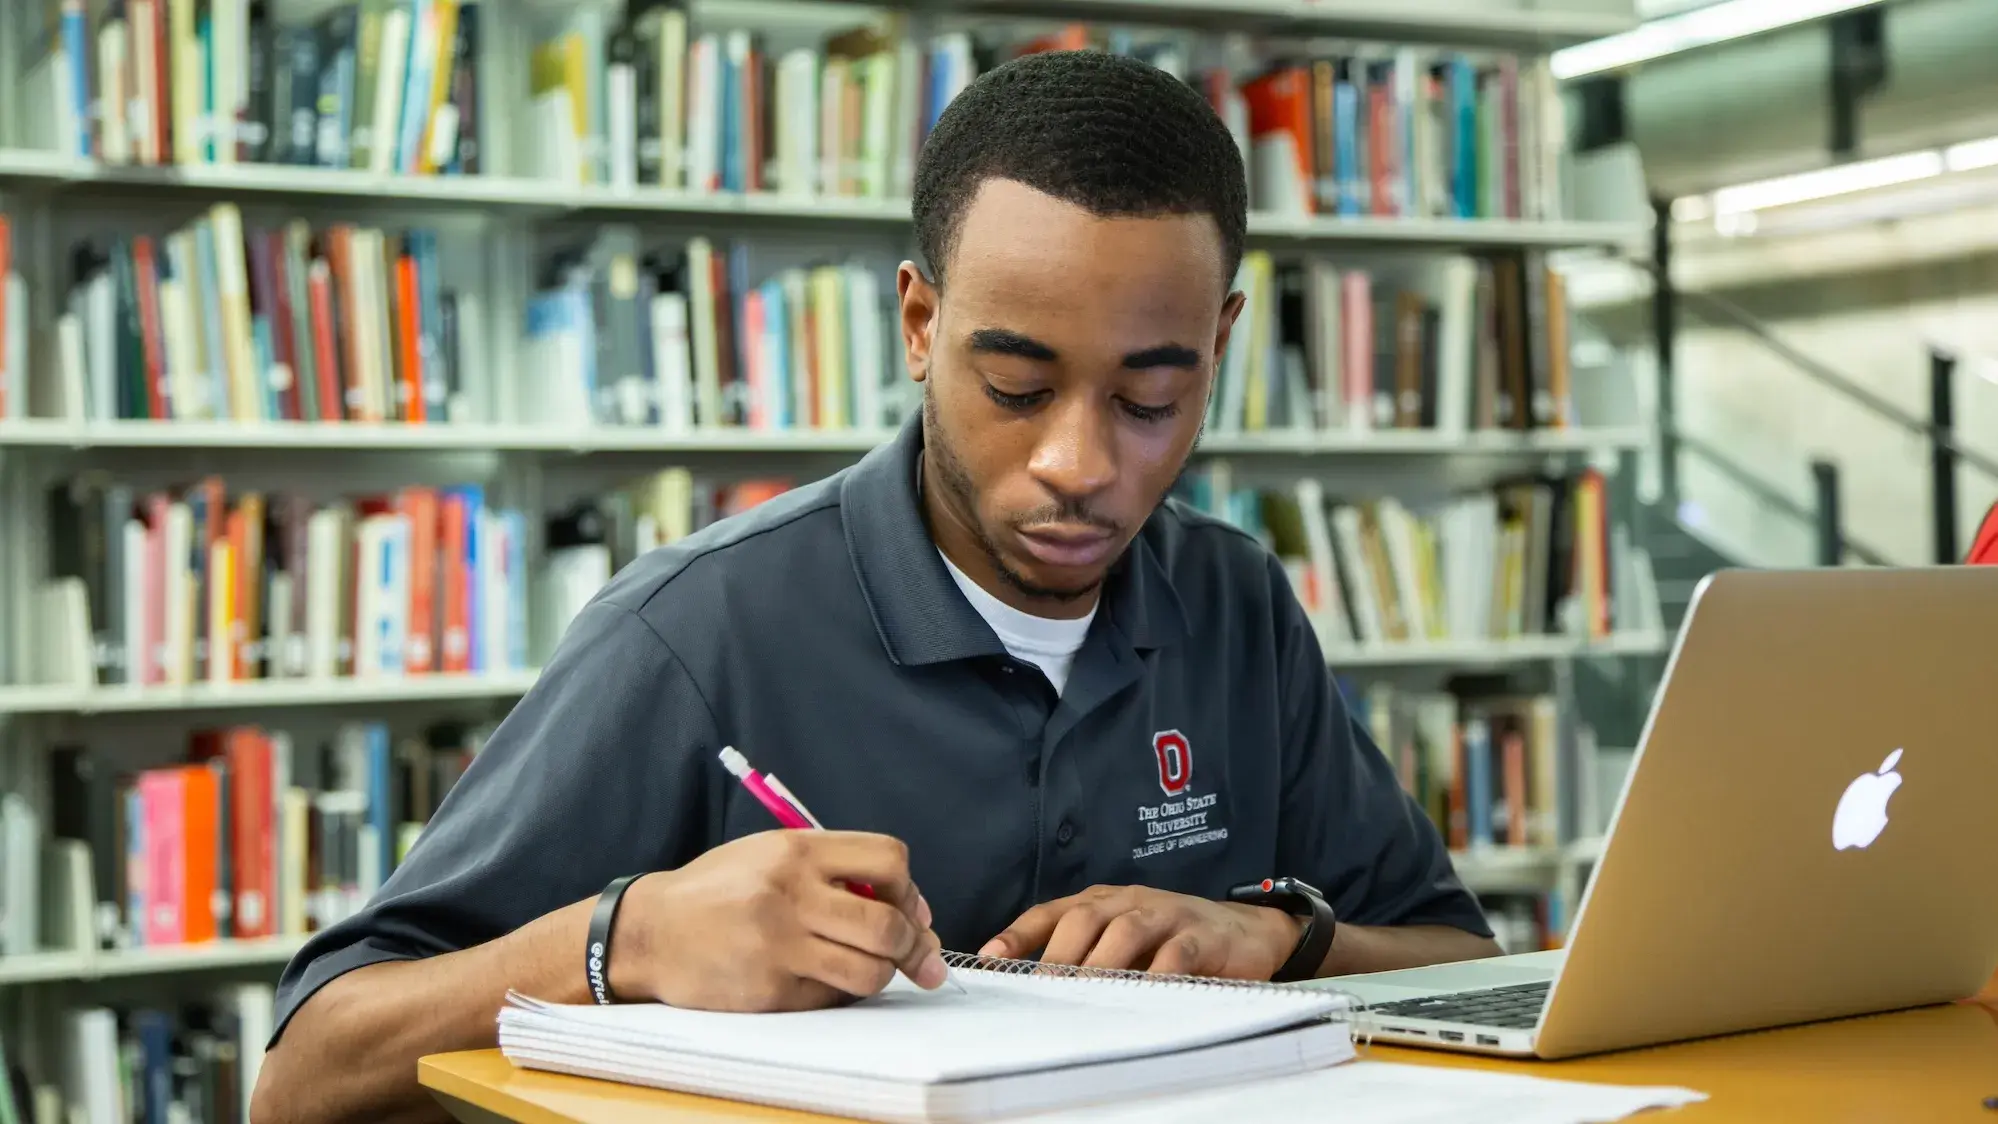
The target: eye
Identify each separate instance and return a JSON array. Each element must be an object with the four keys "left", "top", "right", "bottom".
[
  {"left": 983, "top": 384, "right": 1046, "bottom": 412},
  {"left": 1122, "top": 400, "right": 1181, "bottom": 424}
]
